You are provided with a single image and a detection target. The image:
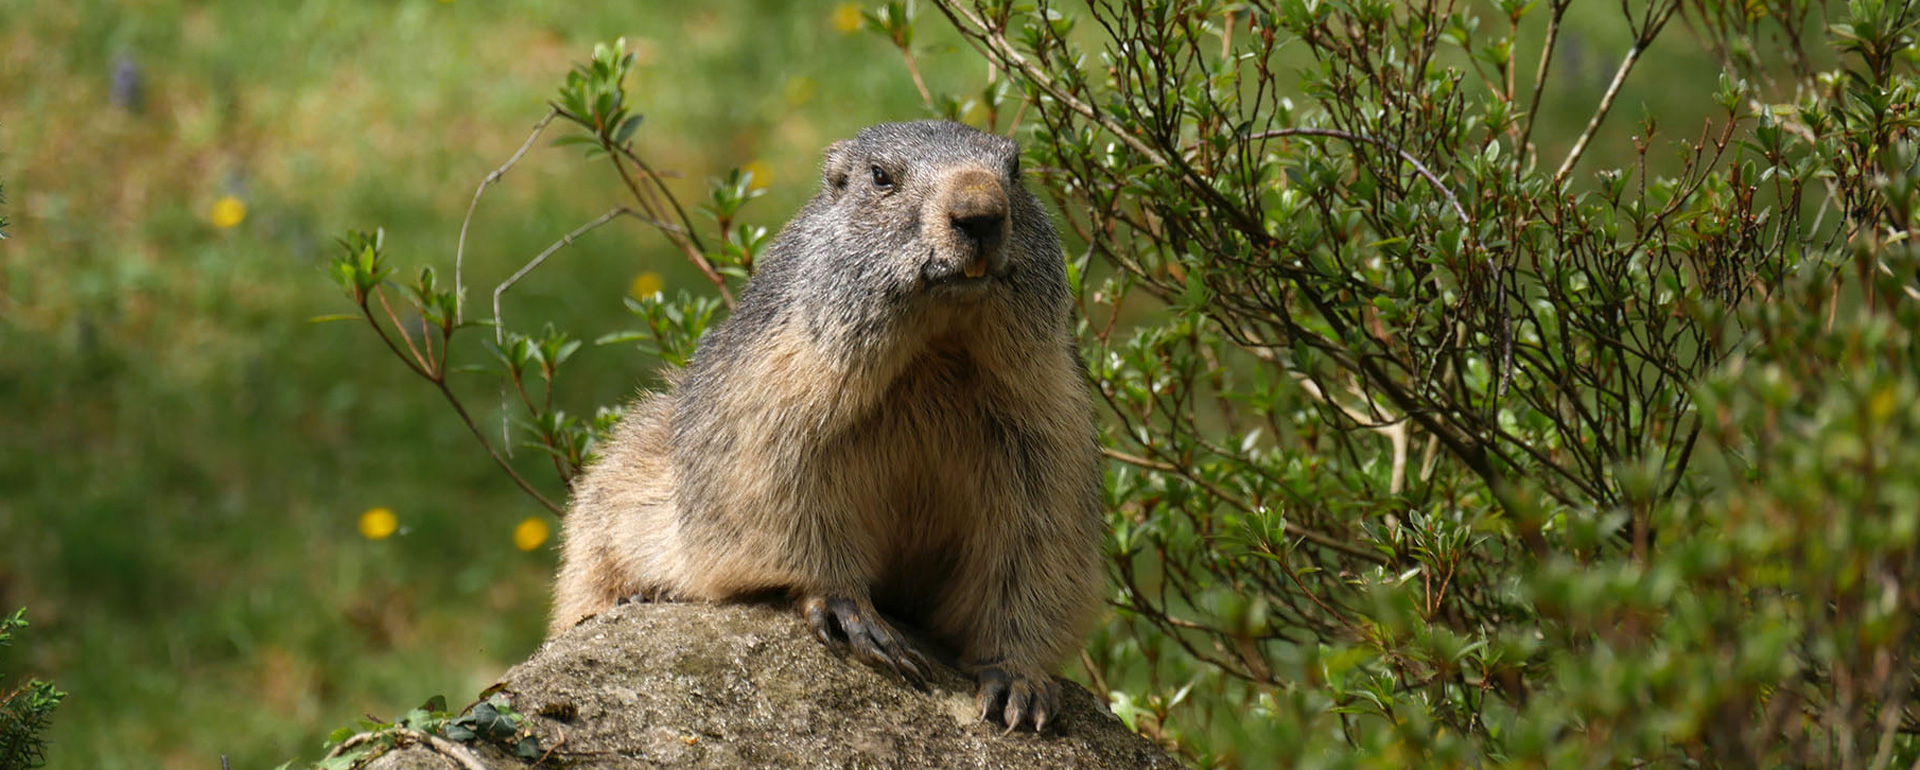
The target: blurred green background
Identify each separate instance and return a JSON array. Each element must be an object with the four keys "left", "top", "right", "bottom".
[
  {"left": 0, "top": 1, "right": 966, "bottom": 766},
  {"left": 0, "top": 1, "right": 1719, "bottom": 767}
]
